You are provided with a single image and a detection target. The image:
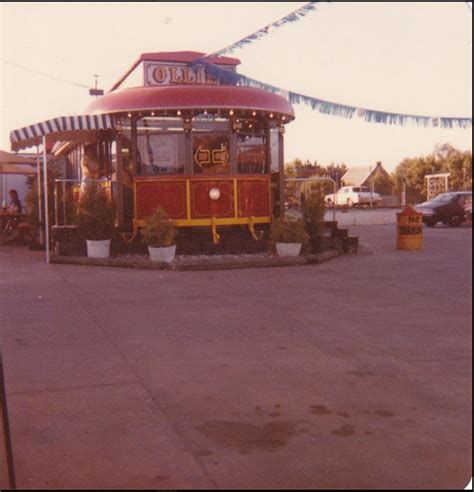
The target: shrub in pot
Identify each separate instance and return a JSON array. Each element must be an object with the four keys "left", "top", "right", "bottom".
[
  {"left": 302, "top": 183, "right": 327, "bottom": 232},
  {"left": 301, "top": 184, "right": 329, "bottom": 251},
  {"left": 75, "top": 187, "right": 116, "bottom": 258},
  {"left": 270, "top": 218, "right": 309, "bottom": 257},
  {"left": 141, "top": 207, "right": 177, "bottom": 263}
]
